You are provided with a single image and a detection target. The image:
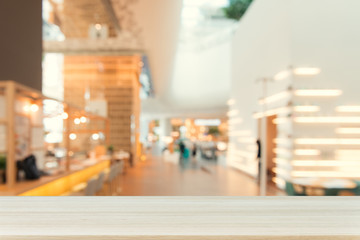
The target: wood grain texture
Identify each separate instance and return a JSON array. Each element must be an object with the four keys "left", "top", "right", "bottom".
[
  {"left": 63, "top": 55, "right": 141, "bottom": 154},
  {"left": 0, "top": 197, "right": 360, "bottom": 239}
]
